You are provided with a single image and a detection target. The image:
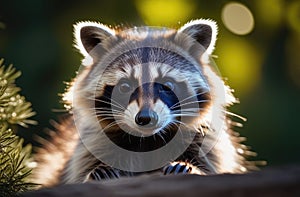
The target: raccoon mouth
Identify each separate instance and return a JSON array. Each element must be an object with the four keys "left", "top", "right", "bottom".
[
  {"left": 116, "top": 115, "right": 170, "bottom": 137},
  {"left": 130, "top": 123, "right": 164, "bottom": 137}
]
